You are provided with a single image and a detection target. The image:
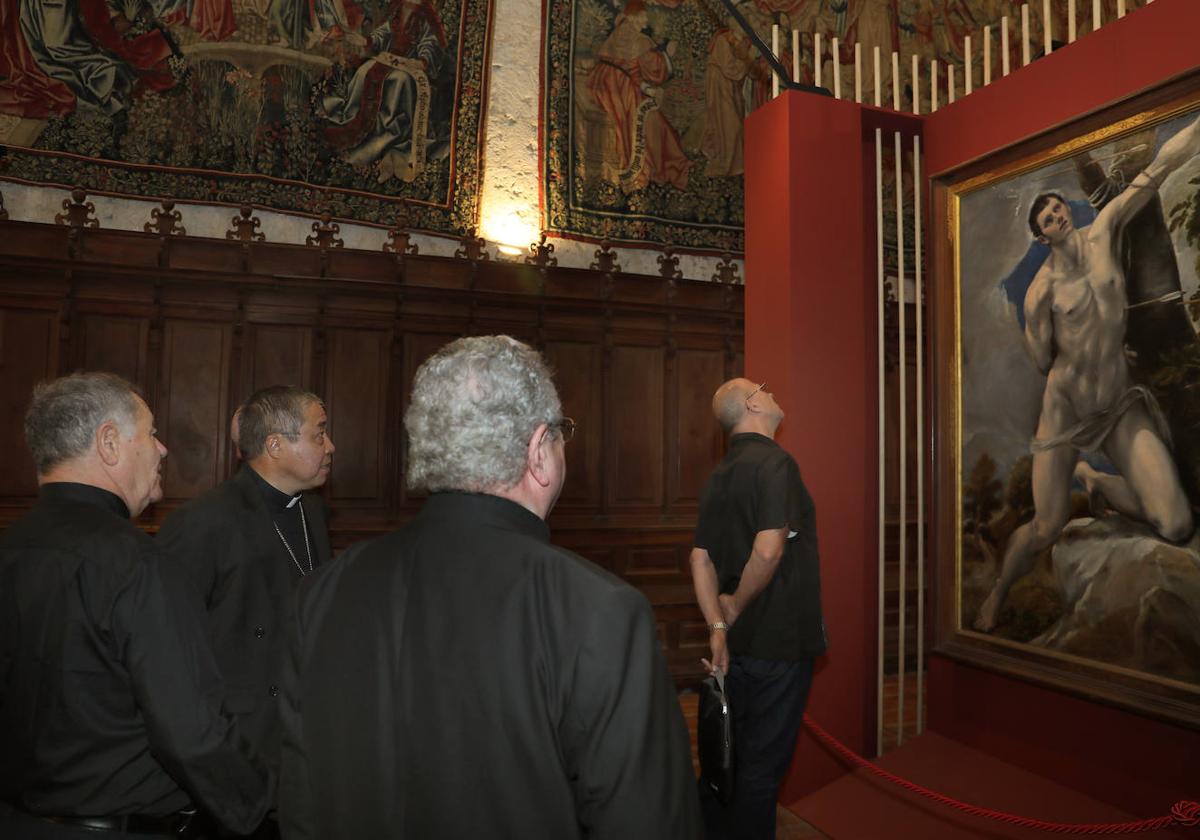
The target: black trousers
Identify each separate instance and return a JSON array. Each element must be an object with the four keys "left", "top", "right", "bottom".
[
  {"left": 699, "top": 654, "right": 816, "bottom": 840},
  {"left": 0, "top": 803, "right": 176, "bottom": 840}
]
